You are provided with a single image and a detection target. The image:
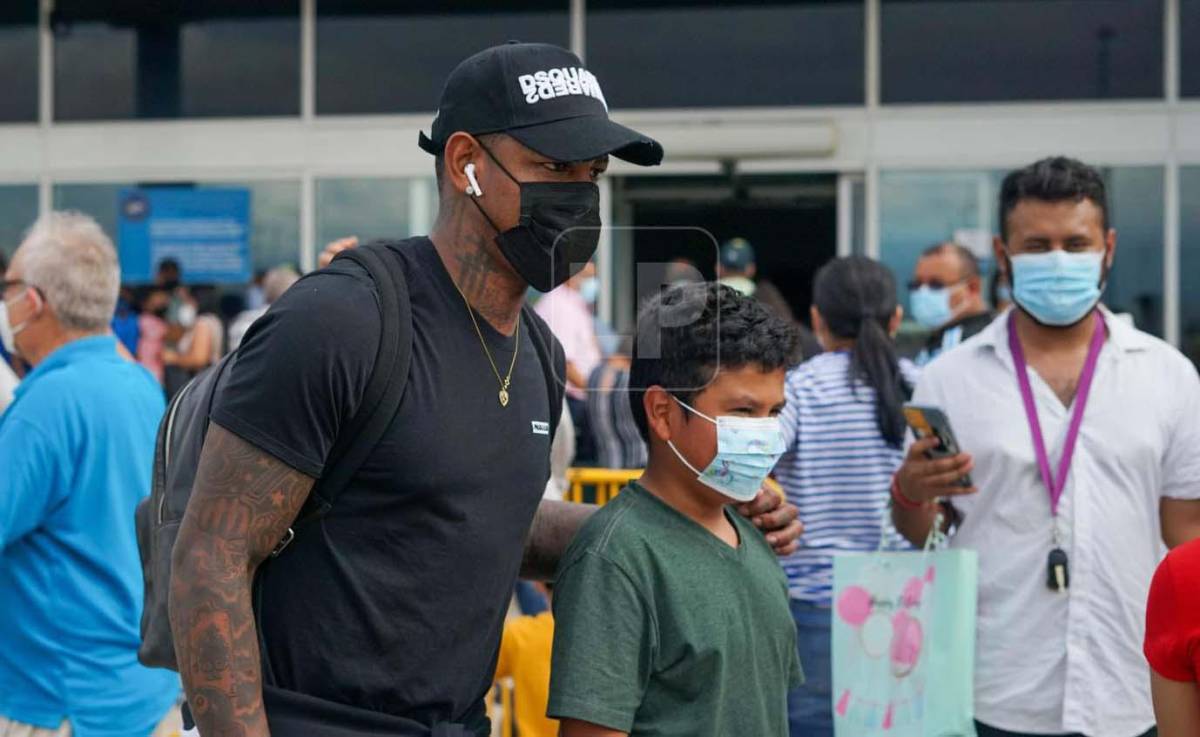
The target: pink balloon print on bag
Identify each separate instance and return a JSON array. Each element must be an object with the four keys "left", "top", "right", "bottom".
[{"left": 834, "top": 566, "right": 934, "bottom": 730}]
